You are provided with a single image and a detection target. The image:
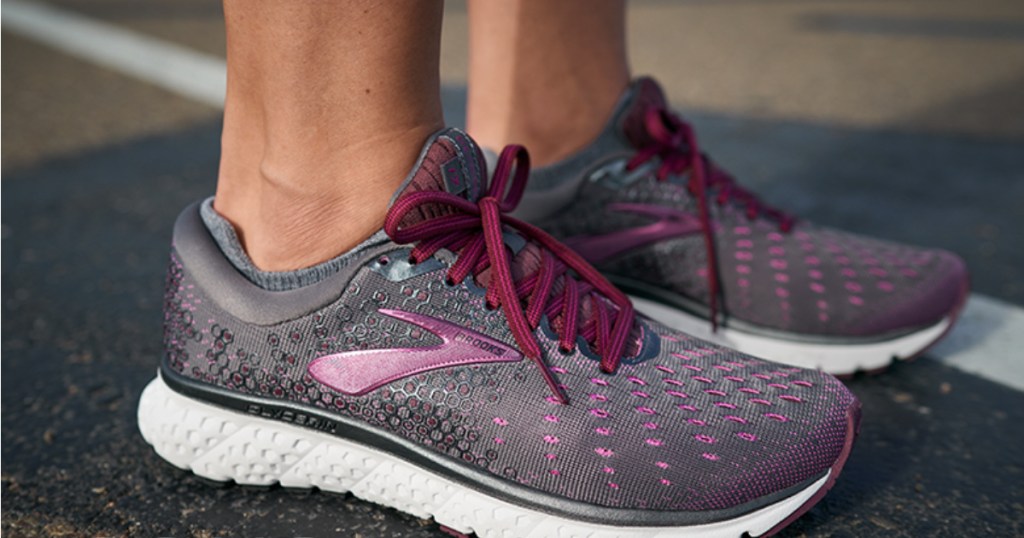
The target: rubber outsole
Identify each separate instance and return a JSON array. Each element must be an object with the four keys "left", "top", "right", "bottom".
[{"left": 138, "top": 374, "right": 860, "bottom": 538}]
